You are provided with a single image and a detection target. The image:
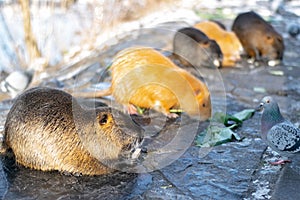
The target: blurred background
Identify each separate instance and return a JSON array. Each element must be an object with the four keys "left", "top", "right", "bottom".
[{"left": 0, "top": 0, "right": 298, "bottom": 73}]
